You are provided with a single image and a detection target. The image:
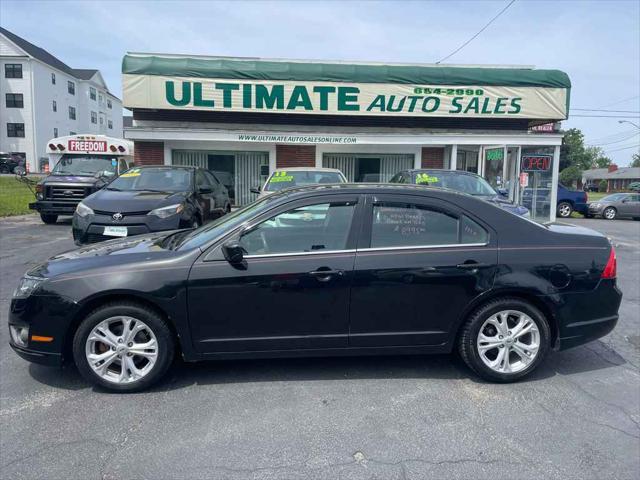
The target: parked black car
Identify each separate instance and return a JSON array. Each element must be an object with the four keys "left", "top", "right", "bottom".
[
  {"left": 0, "top": 152, "right": 25, "bottom": 174},
  {"left": 29, "top": 154, "right": 130, "bottom": 224},
  {"left": 390, "top": 169, "right": 530, "bottom": 217},
  {"left": 72, "top": 166, "right": 230, "bottom": 245},
  {"left": 10, "top": 184, "right": 621, "bottom": 392}
]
